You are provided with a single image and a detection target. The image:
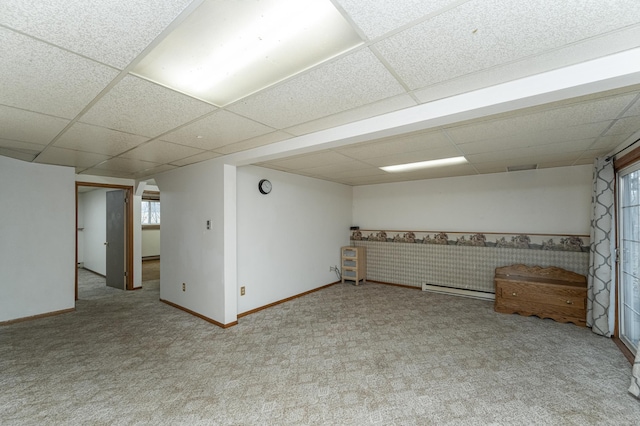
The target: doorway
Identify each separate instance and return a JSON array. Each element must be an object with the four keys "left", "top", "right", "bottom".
[{"left": 75, "top": 182, "right": 134, "bottom": 300}]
